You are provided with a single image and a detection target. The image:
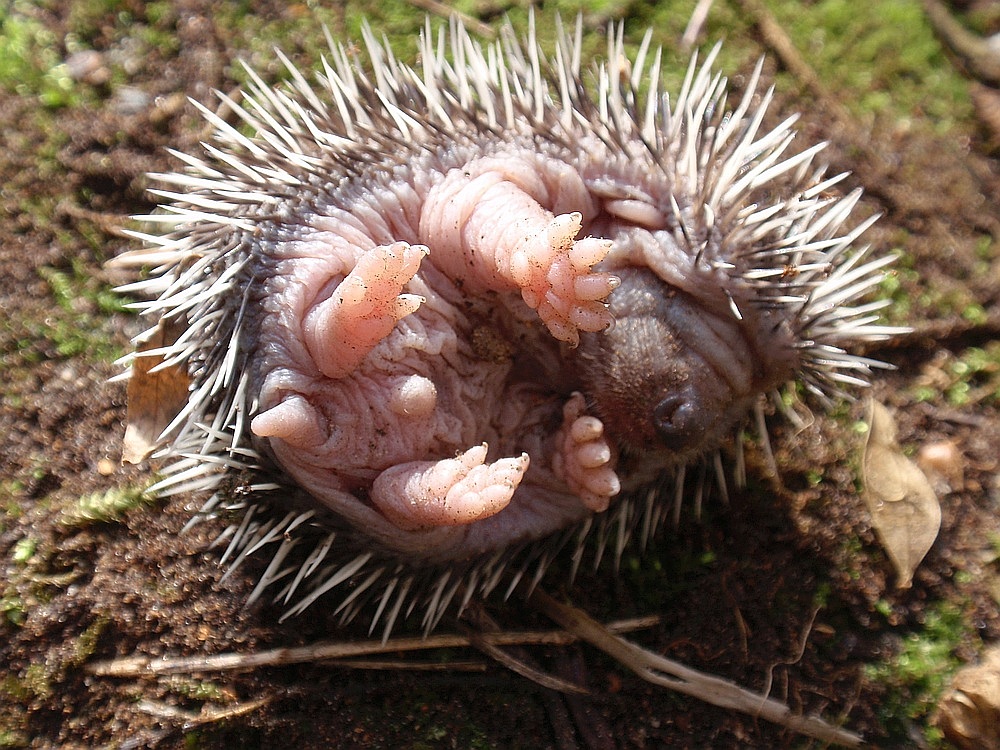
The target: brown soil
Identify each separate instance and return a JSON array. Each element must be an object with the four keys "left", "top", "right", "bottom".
[{"left": 2, "top": 2, "right": 999, "bottom": 748}]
